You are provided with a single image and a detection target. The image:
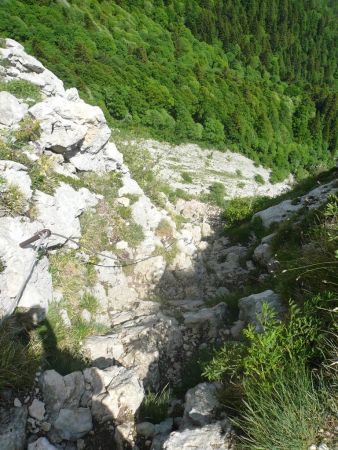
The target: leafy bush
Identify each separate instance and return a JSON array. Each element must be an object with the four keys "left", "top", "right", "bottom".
[{"left": 223, "top": 197, "right": 254, "bottom": 226}]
